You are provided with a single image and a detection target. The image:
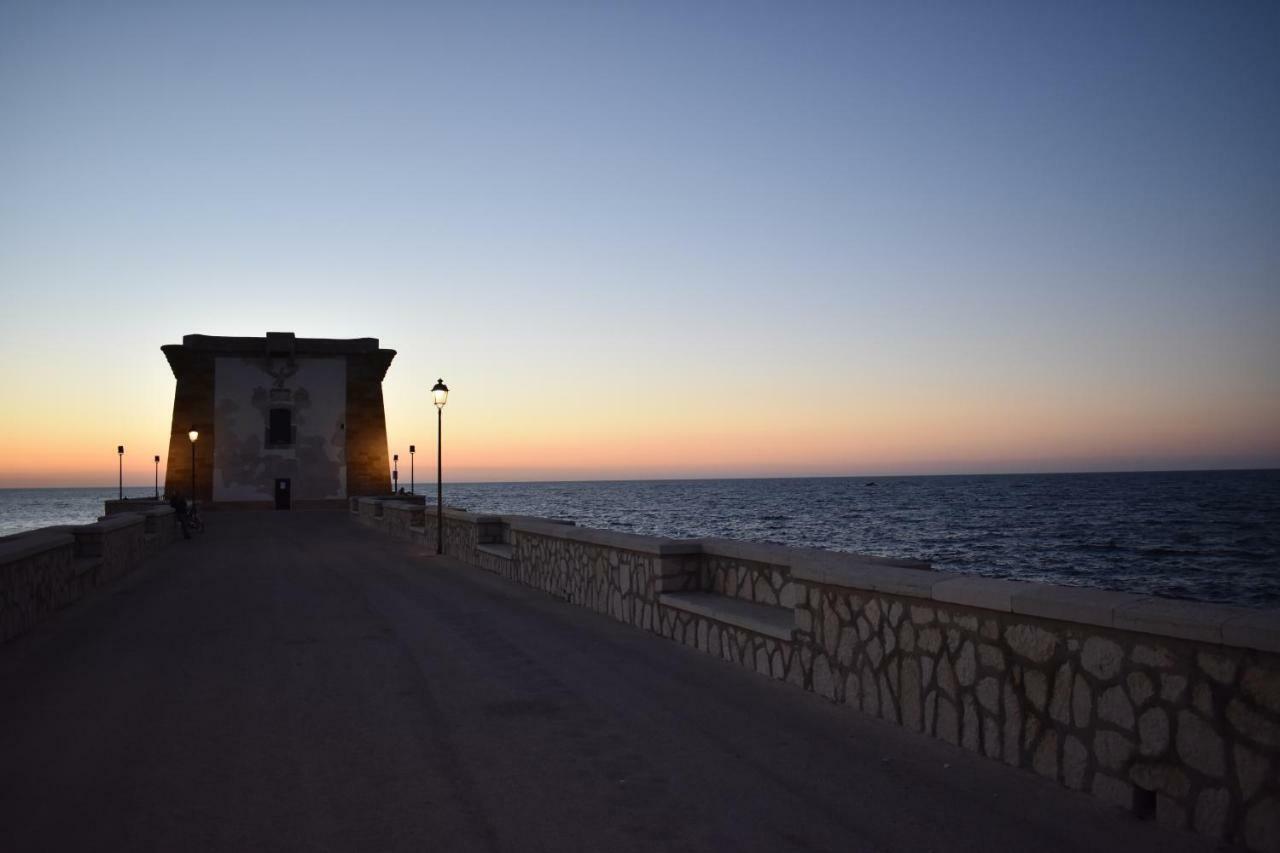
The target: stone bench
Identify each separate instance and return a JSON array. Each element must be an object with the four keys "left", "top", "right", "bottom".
[
  {"left": 659, "top": 591, "right": 794, "bottom": 641},
  {"left": 476, "top": 543, "right": 514, "bottom": 561}
]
